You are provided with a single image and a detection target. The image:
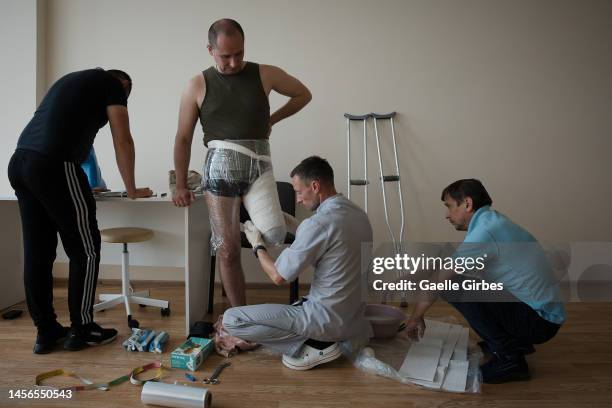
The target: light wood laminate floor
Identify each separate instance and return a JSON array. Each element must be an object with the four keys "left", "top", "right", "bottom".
[{"left": 0, "top": 281, "right": 610, "bottom": 407}]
